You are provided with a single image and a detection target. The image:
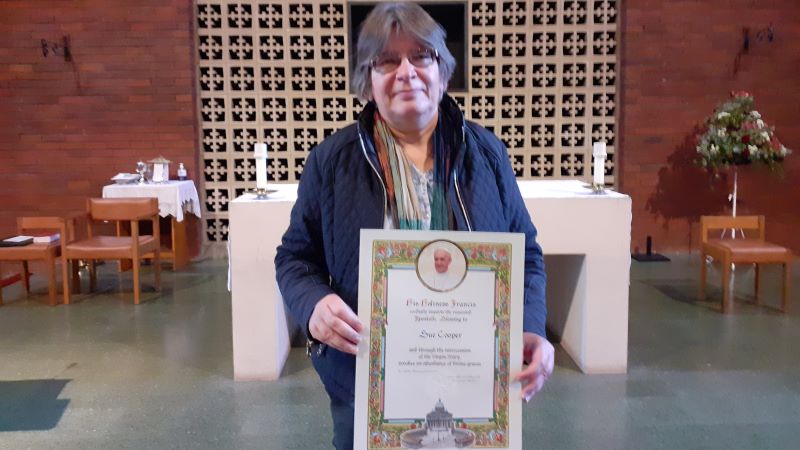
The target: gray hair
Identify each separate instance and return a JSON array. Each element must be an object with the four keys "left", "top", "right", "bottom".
[{"left": 351, "top": 2, "right": 457, "bottom": 101}]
